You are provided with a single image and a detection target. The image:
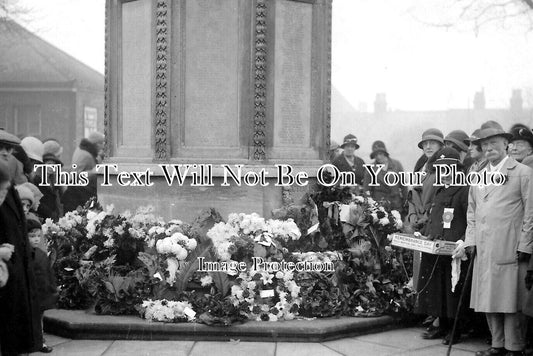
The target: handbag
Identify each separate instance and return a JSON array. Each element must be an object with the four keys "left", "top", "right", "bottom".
[{"left": 0, "top": 260, "right": 8, "bottom": 288}]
